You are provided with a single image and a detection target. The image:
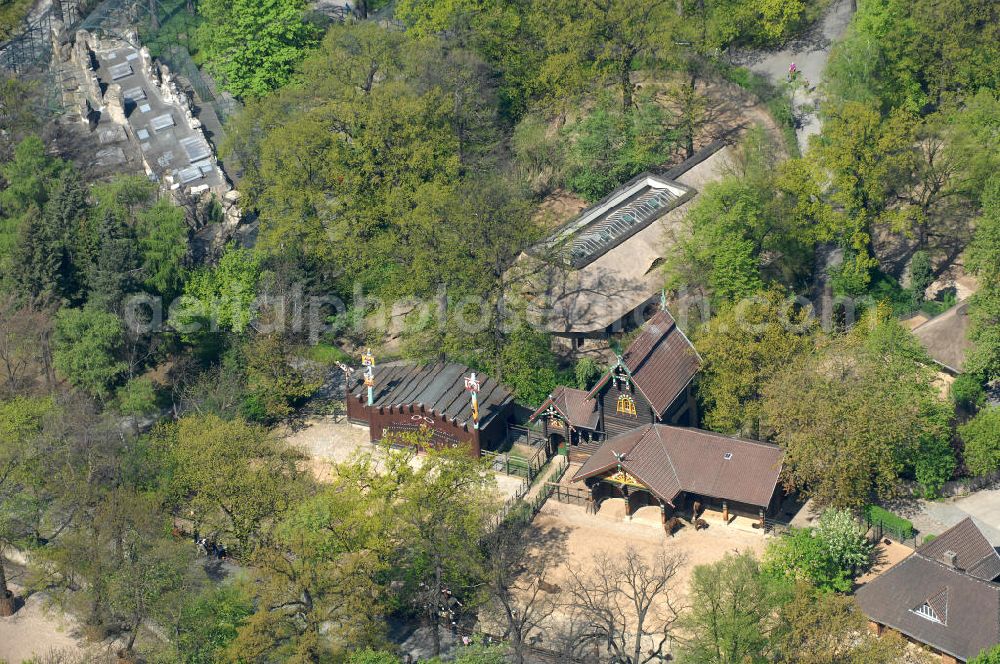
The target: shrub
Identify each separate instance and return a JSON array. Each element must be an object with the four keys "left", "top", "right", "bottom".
[
  {"left": 574, "top": 357, "right": 602, "bottom": 390},
  {"left": 562, "top": 93, "right": 678, "bottom": 202},
  {"left": 814, "top": 508, "right": 873, "bottom": 573},
  {"left": 952, "top": 373, "right": 987, "bottom": 412},
  {"left": 961, "top": 407, "right": 1000, "bottom": 477},
  {"left": 908, "top": 250, "right": 934, "bottom": 304},
  {"left": 763, "top": 527, "right": 853, "bottom": 592}
]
